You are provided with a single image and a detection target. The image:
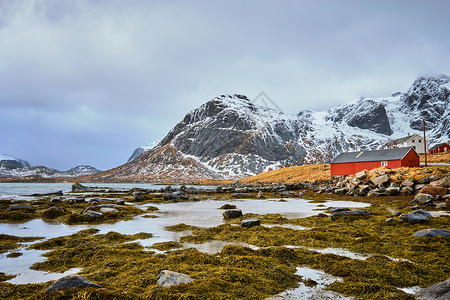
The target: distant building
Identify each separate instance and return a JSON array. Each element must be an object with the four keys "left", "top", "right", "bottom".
[
  {"left": 393, "top": 134, "right": 425, "bottom": 154},
  {"left": 330, "top": 147, "right": 419, "bottom": 176},
  {"left": 428, "top": 142, "right": 449, "bottom": 154}
]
